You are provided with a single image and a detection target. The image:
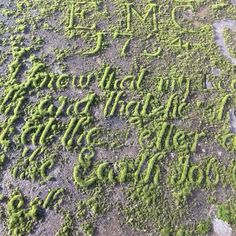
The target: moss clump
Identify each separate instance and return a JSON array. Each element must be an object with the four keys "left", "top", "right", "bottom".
[
  {"left": 217, "top": 199, "right": 236, "bottom": 225},
  {"left": 56, "top": 213, "right": 74, "bottom": 236},
  {"left": 0, "top": 153, "right": 6, "bottom": 168},
  {"left": 195, "top": 219, "right": 212, "bottom": 235},
  {"left": 81, "top": 222, "right": 94, "bottom": 236},
  {"left": 7, "top": 191, "right": 43, "bottom": 236}
]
